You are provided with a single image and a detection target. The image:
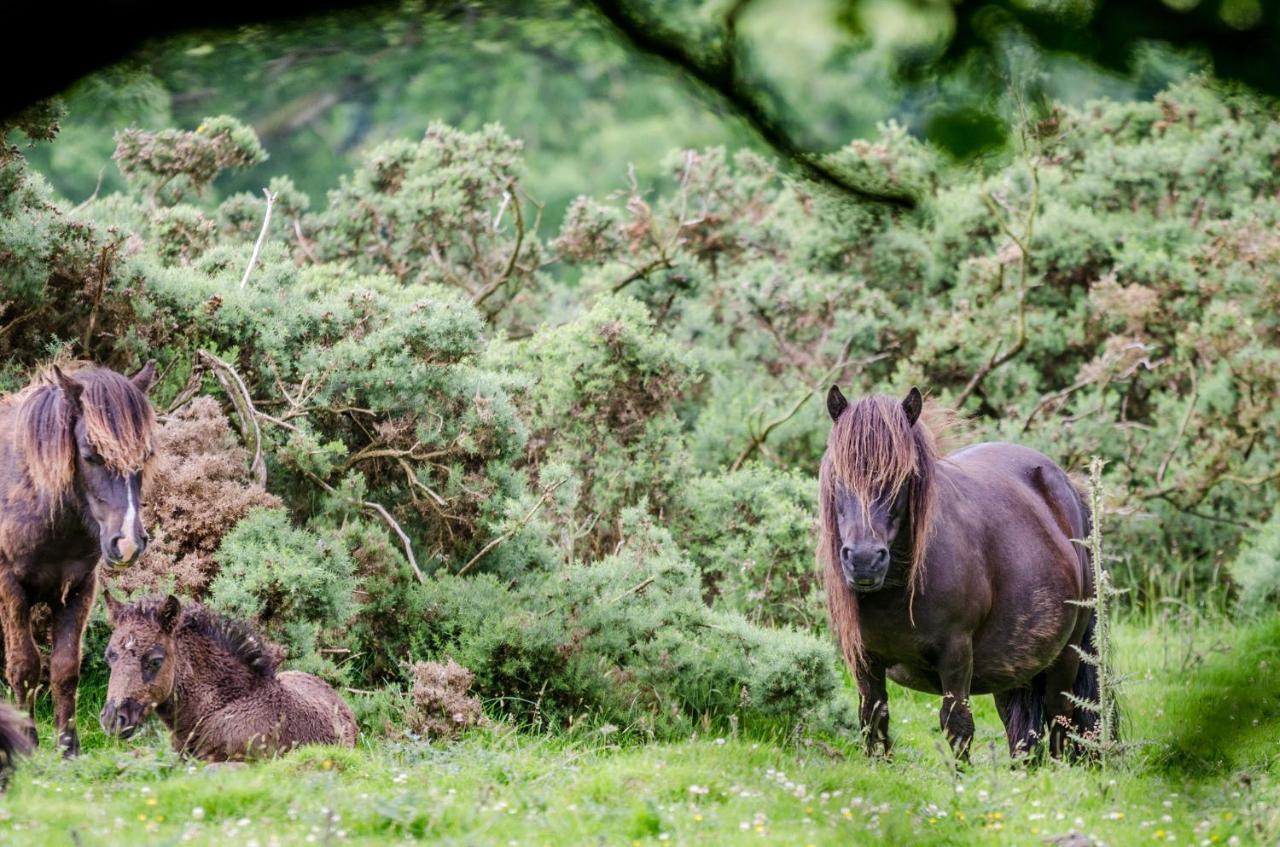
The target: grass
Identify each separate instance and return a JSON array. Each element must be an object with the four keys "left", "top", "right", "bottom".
[{"left": 3, "top": 615, "right": 1279, "bottom": 846}]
